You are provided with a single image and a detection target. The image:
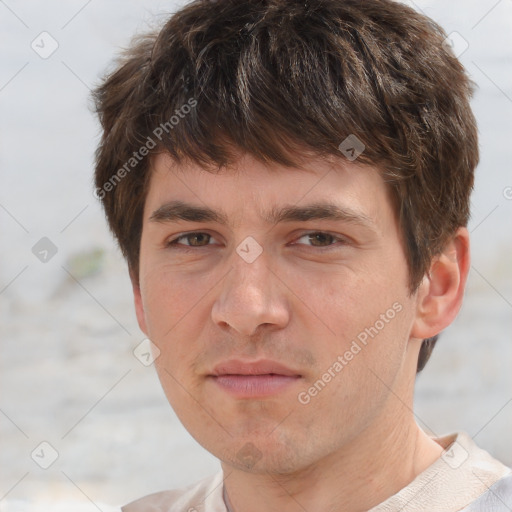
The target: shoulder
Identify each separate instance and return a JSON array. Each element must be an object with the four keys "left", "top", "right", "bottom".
[
  {"left": 460, "top": 472, "right": 512, "bottom": 511},
  {"left": 121, "top": 472, "right": 225, "bottom": 512}
]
